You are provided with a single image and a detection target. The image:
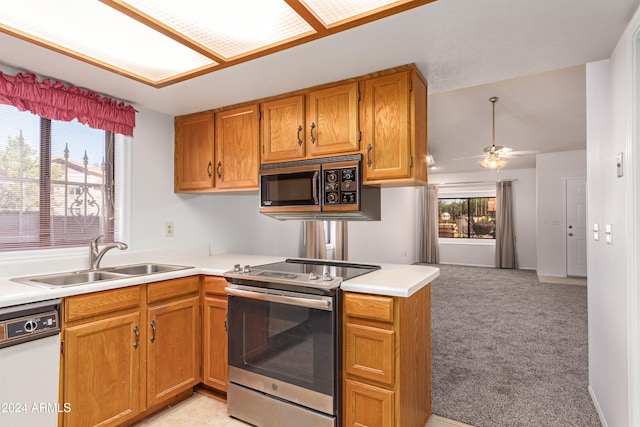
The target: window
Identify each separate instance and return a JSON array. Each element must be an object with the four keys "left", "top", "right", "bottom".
[
  {"left": 0, "top": 104, "right": 118, "bottom": 251},
  {"left": 438, "top": 197, "right": 496, "bottom": 239}
]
